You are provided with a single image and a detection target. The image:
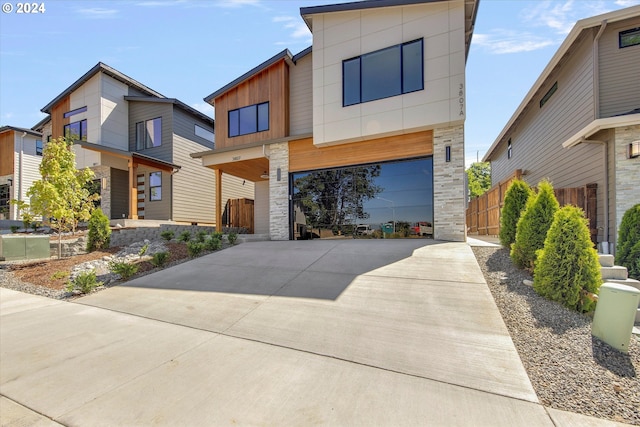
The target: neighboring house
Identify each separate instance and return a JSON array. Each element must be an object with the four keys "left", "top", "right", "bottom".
[
  {"left": 0, "top": 126, "right": 43, "bottom": 220},
  {"left": 483, "top": 5, "right": 640, "bottom": 252},
  {"left": 38, "top": 62, "right": 252, "bottom": 224},
  {"left": 194, "top": 0, "right": 479, "bottom": 241}
]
